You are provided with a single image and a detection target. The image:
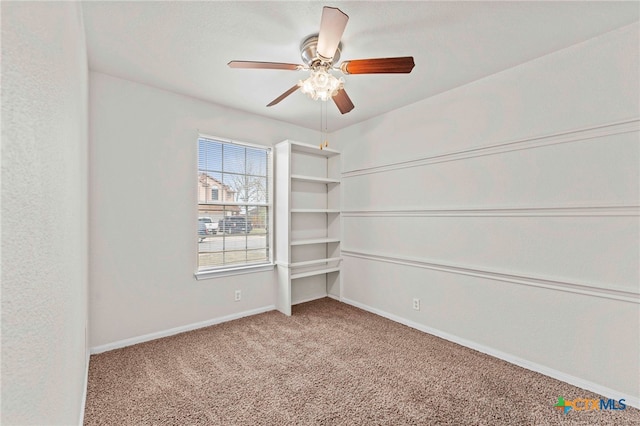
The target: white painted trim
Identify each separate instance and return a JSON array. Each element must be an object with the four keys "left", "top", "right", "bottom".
[
  {"left": 90, "top": 305, "right": 275, "bottom": 354},
  {"left": 198, "top": 132, "right": 273, "bottom": 151},
  {"left": 199, "top": 201, "right": 270, "bottom": 207},
  {"left": 78, "top": 349, "right": 90, "bottom": 426},
  {"left": 327, "top": 294, "right": 341, "bottom": 302},
  {"left": 291, "top": 267, "right": 341, "bottom": 280},
  {"left": 291, "top": 237, "right": 341, "bottom": 246},
  {"left": 288, "top": 139, "right": 340, "bottom": 157},
  {"left": 291, "top": 174, "right": 341, "bottom": 184},
  {"left": 195, "top": 263, "right": 274, "bottom": 280},
  {"left": 342, "top": 205, "right": 640, "bottom": 217},
  {"left": 290, "top": 257, "right": 342, "bottom": 268},
  {"left": 342, "top": 118, "right": 639, "bottom": 178},
  {"left": 292, "top": 294, "right": 329, "bottom": 306},
  {"left": 291, "top": 208, "right": 341, "bottom": 213},
  {"left": 341, "top": 250, "right": 639, "bottom": 304},
  {"left": 341, "top": 297, "right": 639, "bottom": 409}
]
